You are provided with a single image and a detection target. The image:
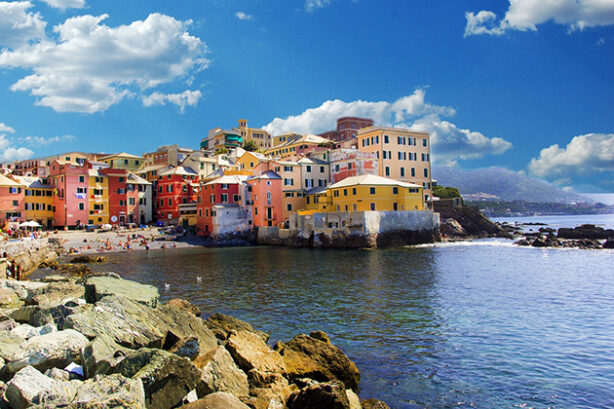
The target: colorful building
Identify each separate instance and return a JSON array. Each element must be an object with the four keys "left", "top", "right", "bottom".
[
  {"left": 48, "top": 160, "right": 90, "bottom": 228},
  {"left": 357, "top": 126, "right": 432, "bottom": 201},
  {"left": 309, "top": 148, "right": 378, "bottom": 183},
  {"left": 0, "top": 174, "right": 25, "bottom": 225},
  {"left": 197, "top": 175, "right": 248, "bottom": 236},
  {"left": 266, "top": 134, "right": 332, "bottom": 158},
  {"left": 88, "top": 167, "right": 109, "bottom": 226},
  {"left": 319, "top": 117, "right": 374, "bottom": 143},
  {"left": 255, "top": 159, "right": 303, "bottom": 222},
  {"left": 237, "top": 151, "right": 268, "bottom": 173},
  {"left": 247, "top": 171, "right": 282, "bottom": 227},
  {"left": 304, "top": 174, "right": 424, "bottom": 214},
  {"left": 156, "top": 166, "right": 199, "bottom": 221},
  {"left": 237, "top": 119, "right": 272, "bottom": 150},
  {"left": 99, "top": 153, "right": 144, "bottom": 171},
  {"left": 15, "top": 176, "right": 55, "bottom": 228},
  {"left": 202, "top": 128, "right": 243, "bottom": 152}
]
